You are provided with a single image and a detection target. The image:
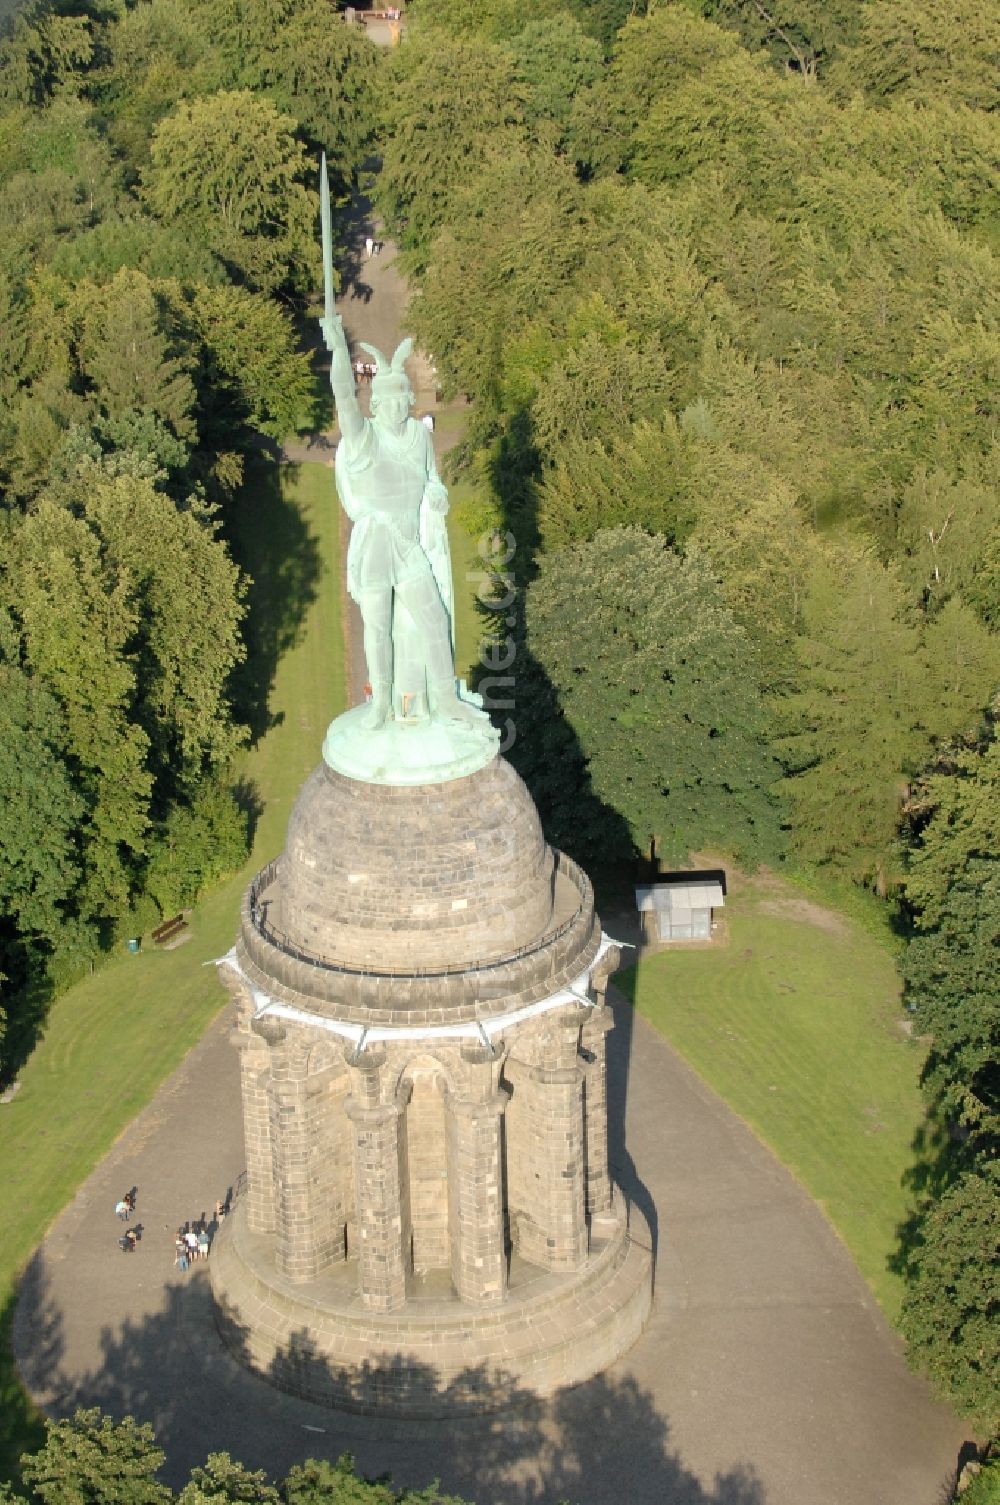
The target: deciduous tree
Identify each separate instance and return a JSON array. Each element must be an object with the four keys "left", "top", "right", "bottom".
[
  {"left": 185, "top": 282, "right": 316, "bottom": 443},
  {"left": 0, "top": 662, "right": 83, "bottom": 948},
  {"left": 513, "top": 526, "right": 782, "bottom": 866},
  {"left": 76, "top": 268, "right": 197, "bottom": 440},
  {"left": 898, "top": 1163, "right": 1000, "bottom": 1427},
  {"left": 143, "top": 90, "right": 313, "bottom": 295},
  {"left": 376, "top": 31, "right": 527, "bottom": 268},
  {"left": 19, "top": 1408, "right": 170, "bottom": 1505},
  {"left": 903, "top": 731, "right": 1000, "bottom": 1125},
  {"left": 3, "top": 496, "right": 152, "bottom": 923},
  {"left": 829, "top": 0, "right": 999, "bottom": 110}
]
